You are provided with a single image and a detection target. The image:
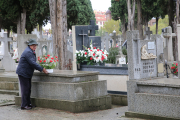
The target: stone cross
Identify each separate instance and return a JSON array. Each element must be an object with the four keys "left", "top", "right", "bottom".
[
  {"left": 144, "top": 27, "right": 152, "bottom": 40},
  {"left": 88, "top": 20, "right": 98, "bottom": 36},
  {"left": 0, "top": 33, "right": 12, "bottom": 55},
  {"left": 110, "top": 30, "right": 119, "bottom": 47},
  {"left": 79, "top": 30, "right": 88, "bottom": 50}
]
